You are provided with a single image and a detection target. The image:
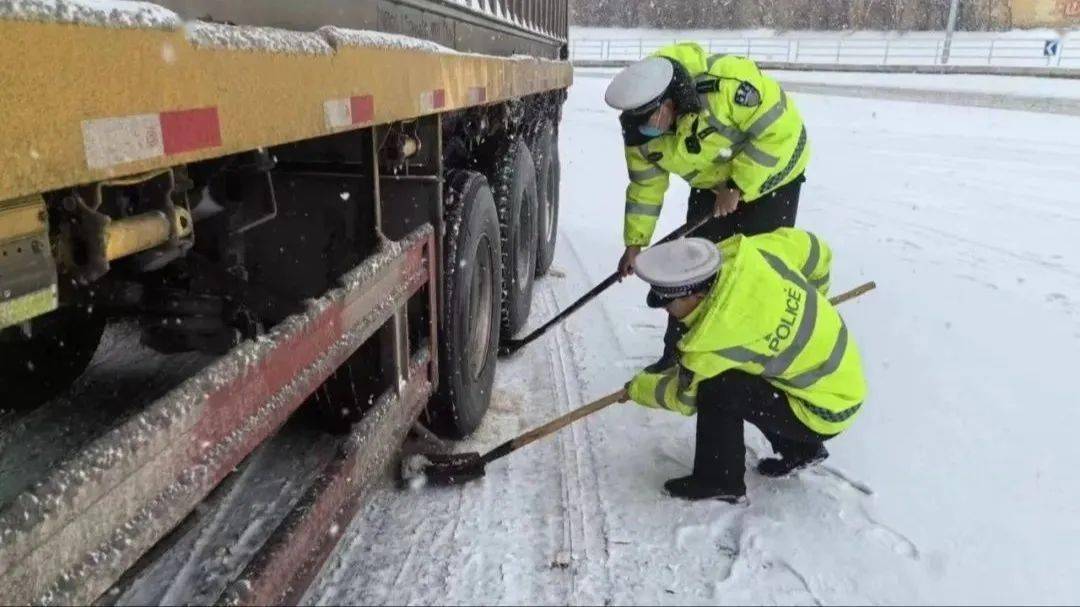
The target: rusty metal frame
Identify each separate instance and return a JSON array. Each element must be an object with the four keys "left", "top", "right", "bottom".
[
  {"left": 220, "top": 353, "right": 434, "bottom": 605},
  {"left": 0, "top": 224, "right": 437, "bottom": 605}
]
